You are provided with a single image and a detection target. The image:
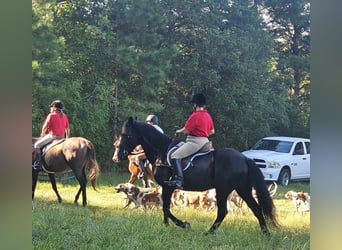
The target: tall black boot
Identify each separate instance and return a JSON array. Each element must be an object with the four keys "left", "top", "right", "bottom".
[
  {"left": 139, "top": 160, "right": 149, "bottom": 187},
  {"left": 33, "top": 149, "right": 42, "bottom": 170},
  {"left": 164, "top": 159, "right": 184, "bottom": 189}
]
